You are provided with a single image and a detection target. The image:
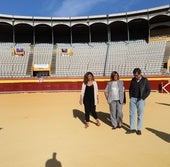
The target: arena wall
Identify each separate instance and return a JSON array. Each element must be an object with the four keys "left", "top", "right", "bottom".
[{"left": 0, "top": 76, "right": 169, "bottom": 93}]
